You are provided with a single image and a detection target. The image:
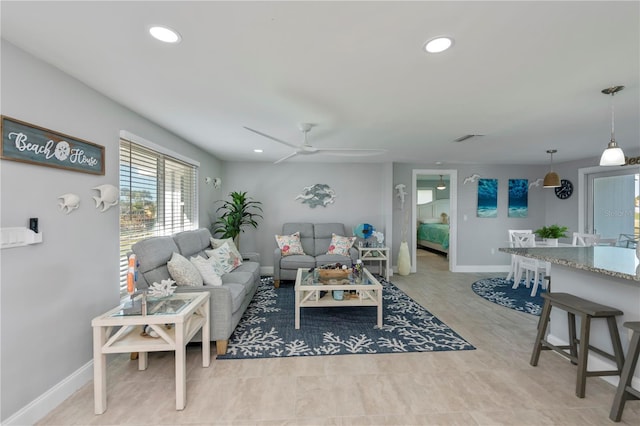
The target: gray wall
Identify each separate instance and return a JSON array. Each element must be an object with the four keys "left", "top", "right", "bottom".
[
  {"left": 221, "top": 161, "right": 392, "bottom": 271},
  {"left": 0, "top": 40, "right": 223, "bottom": 422}
]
